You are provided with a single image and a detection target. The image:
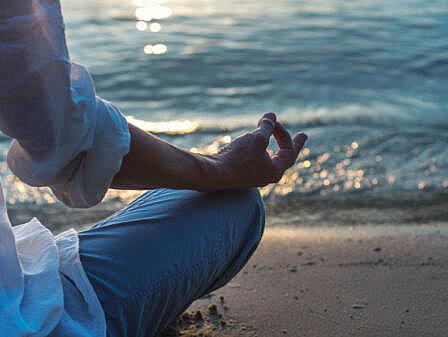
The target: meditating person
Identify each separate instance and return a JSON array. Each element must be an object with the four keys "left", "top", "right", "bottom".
[{"left": 0, "top": 1, "right": 307, "bottom": 337}]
